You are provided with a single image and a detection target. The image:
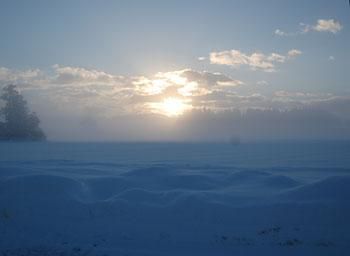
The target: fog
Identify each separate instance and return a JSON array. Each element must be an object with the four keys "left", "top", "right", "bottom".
[
  {"left": 1, "top": 66, "right": 349, "bottom": 142},
  {"left": 37, "top": 98, "right": 350, "bottom": 142}
]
